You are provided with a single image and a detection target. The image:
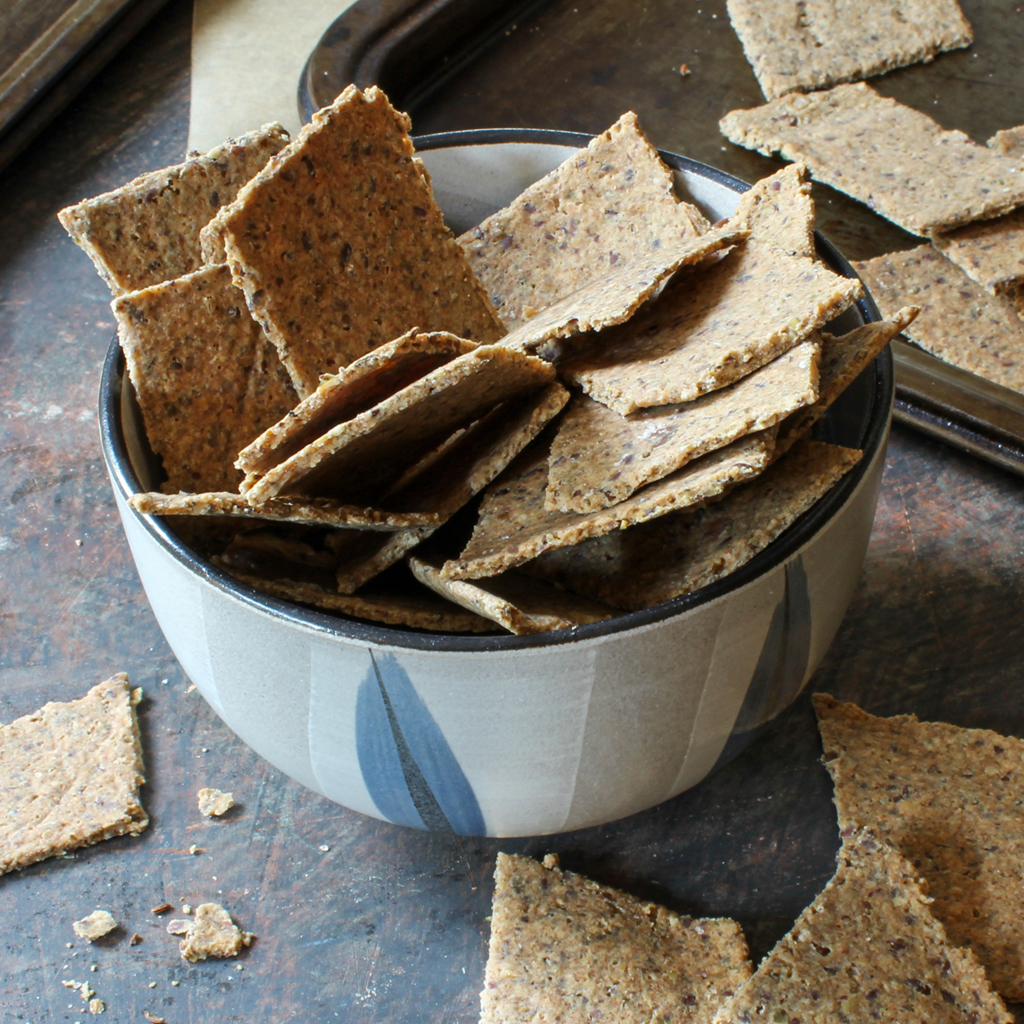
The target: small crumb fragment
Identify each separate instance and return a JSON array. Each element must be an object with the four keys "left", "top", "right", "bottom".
[
  {"left": 88, "top": 999, "right": 104, "bottom": 1015},
  {"left": 186, "top": 684, "right": 196, "bottom": 693},
  {"left": 236, "top": 963, "right": 244, "bottom": 970},
  {"left": 72, "top": 911, "right": 117, "bottom": 941},
  {"left": 66, "top": 942, "right": 74, "bottom": 948},
  {"left": 143, "top": 1012, "right": 166, "bottom": 1024},
  {"left": 150, "top": 903, "right": 173, "bottom": 915},
  {"left": 182, "top": 903, "right": 193, "bottom": 914},
  {"left": 89, "top": 965, "right": 98, "bottom": 972},
  {"left": 679, "top": 63, "right": 691, "bottom": 75},
  {"left": 75, "top": 539, "right": 84, "bottom": 547},
  {"left": 189, "top": 844, "right": 203, "bottom": 855},
  {"left": 171, "top": 980, "right": 180, "bottom": 987},
  {"left": 178, "top": 903, "right": 255, "bottom": 963},
  {"left": 166, "top": 920, "right": 190, "bottom": 936},
  {"left": 319, "top": 845, "right": 329, "bottom": 852},
  {"left": 148, "top": 981, "right": 157, "bottom": 988},
  {"left": 129, "top": 933, "right": 143, "bottom": 946},
  {"left": 197, "top": 787, "right": 235, "bottom": 817},
  {"left": 159, "top": 678, "right": 168, "bottom": 685}
]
